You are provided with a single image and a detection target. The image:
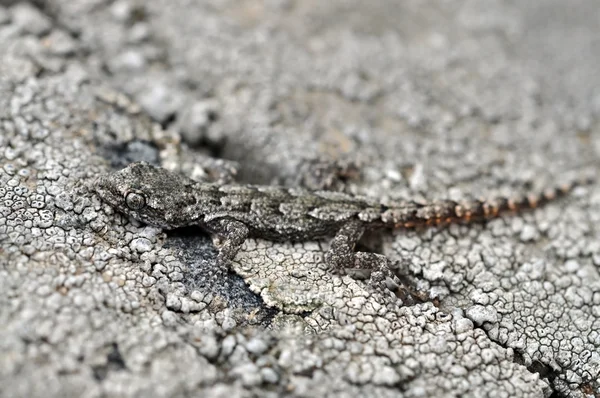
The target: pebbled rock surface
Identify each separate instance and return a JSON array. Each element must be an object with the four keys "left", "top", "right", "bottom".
[{"left": 1, "top": 1, "right": 599, "bottom": 397}]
